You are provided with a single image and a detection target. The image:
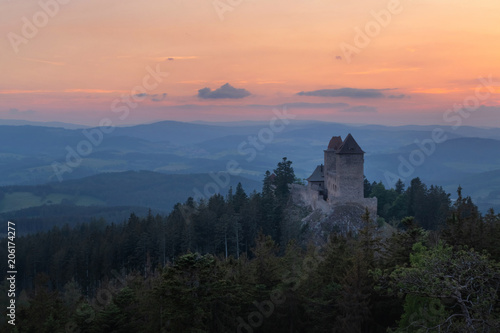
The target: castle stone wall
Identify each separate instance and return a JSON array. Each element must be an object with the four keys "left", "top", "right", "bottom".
[
  {"left": 291, "top": 184, "right": 331, "bottom": 213},
  {"left": 292, "top": 184, "right": 378, "bottom": 219},
  {"left": 331, "top": 197, "right": 378, "bottom": 220},
  {"left": 332, "top": 154, "right": 364, "bottom": 200},
  {"left": 326, "top": 171, "right": 338, "bottom": 198},
  {"left": 324, "top": 149, "right": 336, "bottom": 197},
  {"left": 324, "top": 149, "right": 337, "bottom": 175}
]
